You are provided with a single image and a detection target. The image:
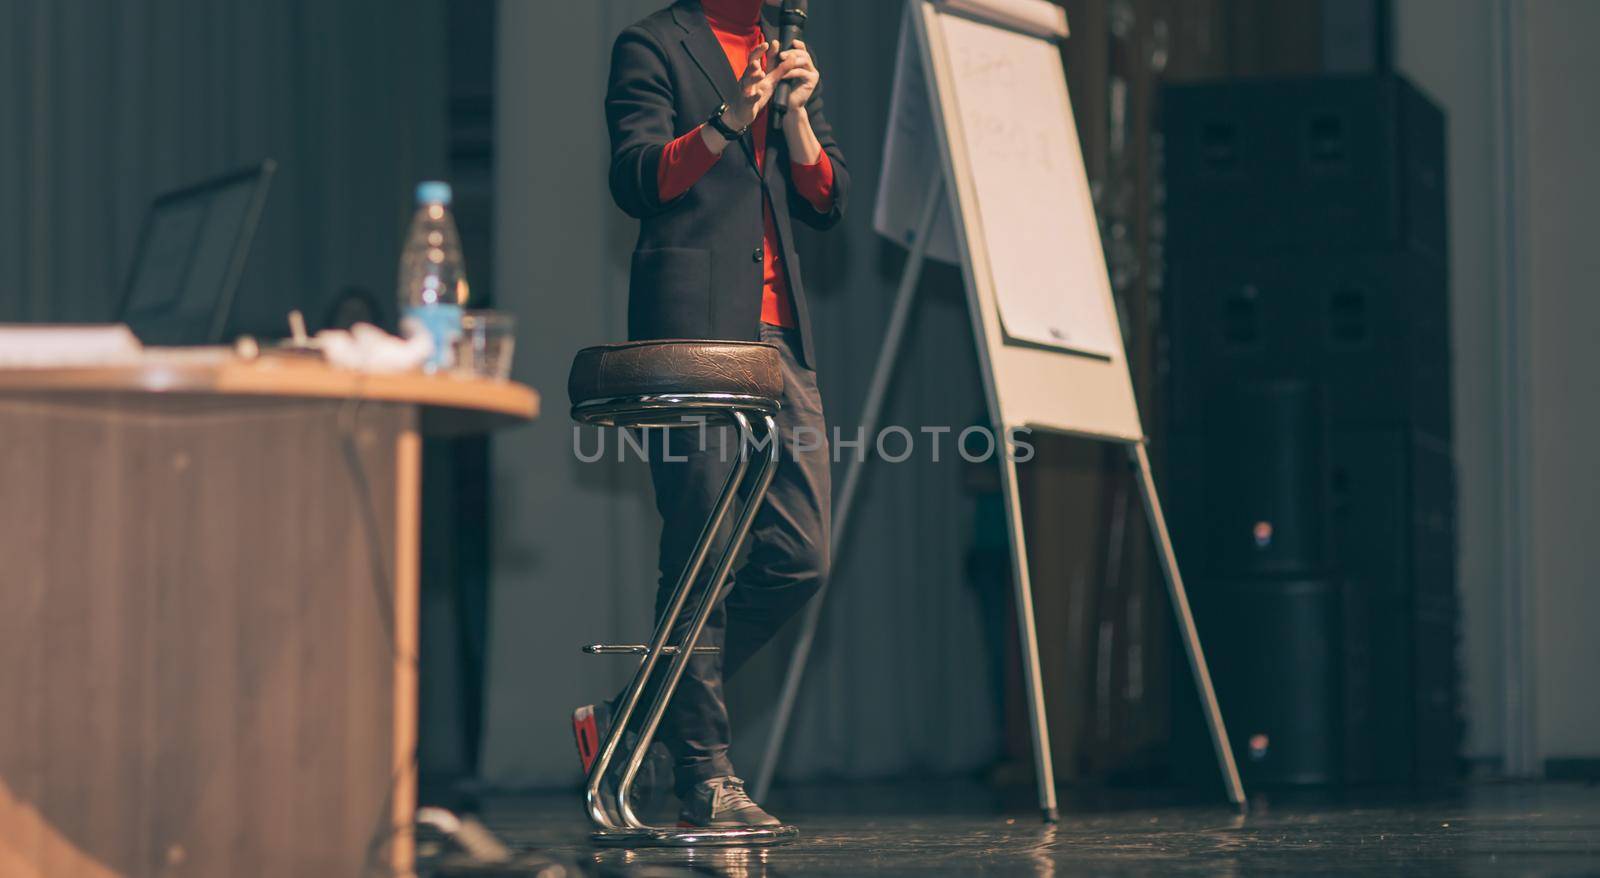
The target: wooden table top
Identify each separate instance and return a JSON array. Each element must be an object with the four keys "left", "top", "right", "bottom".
[{"left": 0, "top": 350, "right": 540, "bottom": 435}]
